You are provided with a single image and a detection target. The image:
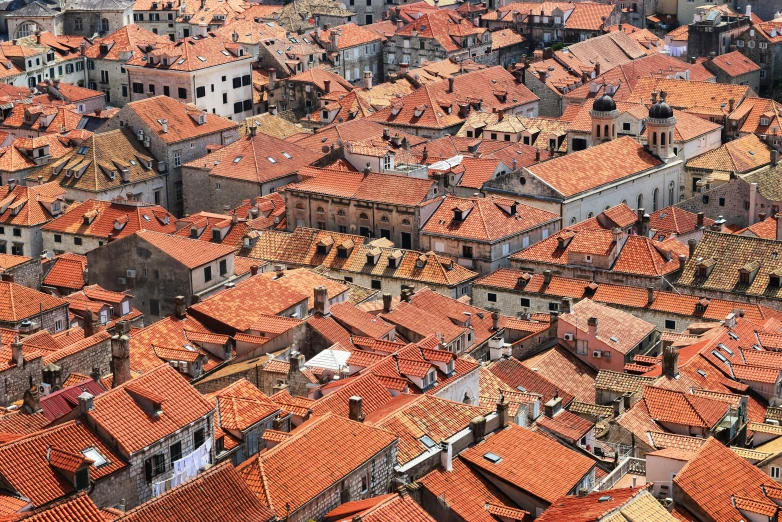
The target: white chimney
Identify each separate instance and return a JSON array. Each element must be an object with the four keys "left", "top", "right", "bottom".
[
  {"left": 746, "top": 4, "right": 751, "bottom": 17},
  {"left": 161, "top": 119, "right": 168, "bottom": 133},
  {"left": 440, "top": 441, "right": 453, "bottom": 471}
]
